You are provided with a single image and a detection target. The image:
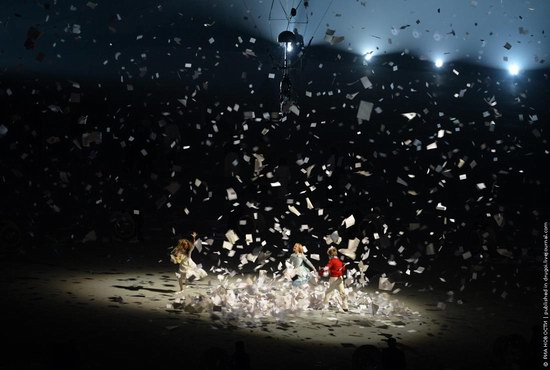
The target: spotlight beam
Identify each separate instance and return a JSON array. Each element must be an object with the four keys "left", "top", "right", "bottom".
[{"left": 508, "top": 64, "right": 520, "bottom": 76}]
